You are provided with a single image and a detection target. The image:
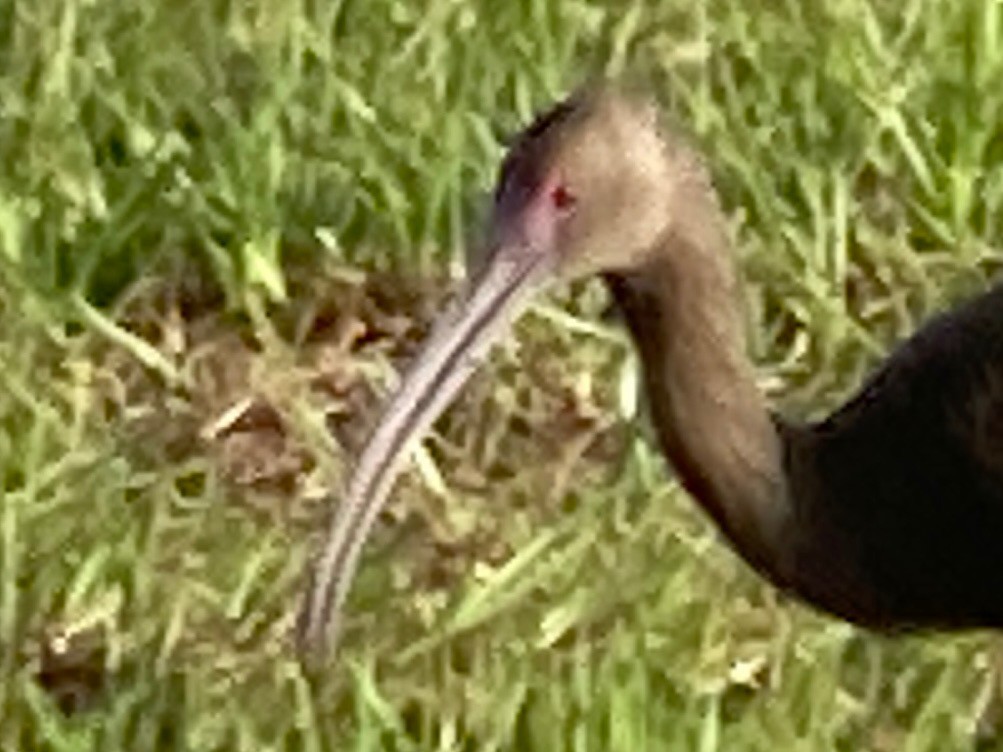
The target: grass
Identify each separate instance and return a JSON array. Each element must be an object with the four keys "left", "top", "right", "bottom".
[{"left": 2, "top": 0, "right": 1003, "bottom": 749}]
